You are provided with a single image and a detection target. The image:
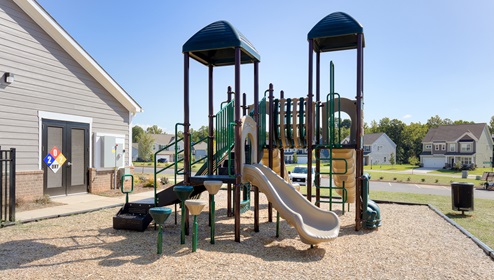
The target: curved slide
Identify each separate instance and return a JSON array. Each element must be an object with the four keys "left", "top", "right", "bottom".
[{"left": 243, "top": 164, "right": 340, "bottom": 245}]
